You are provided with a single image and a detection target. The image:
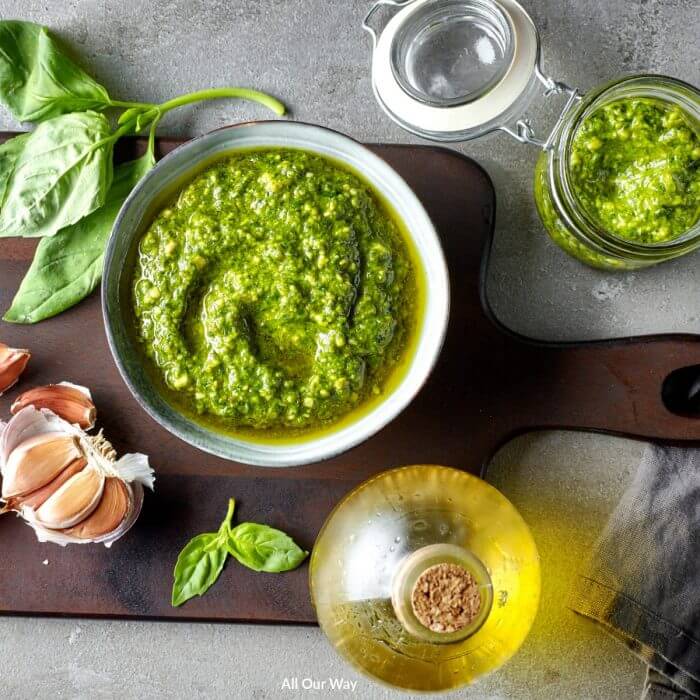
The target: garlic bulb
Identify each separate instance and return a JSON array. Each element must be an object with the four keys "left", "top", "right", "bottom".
[{"left": 0, "top": 405, "right": 154, "bottom": 547}]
